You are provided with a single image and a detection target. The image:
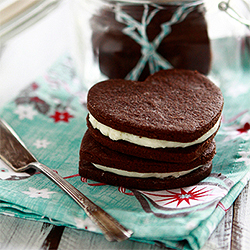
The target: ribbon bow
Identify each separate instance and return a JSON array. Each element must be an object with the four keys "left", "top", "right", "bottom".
[{"left": 115, "top": 3, "right": 199, "bottom": 80}]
